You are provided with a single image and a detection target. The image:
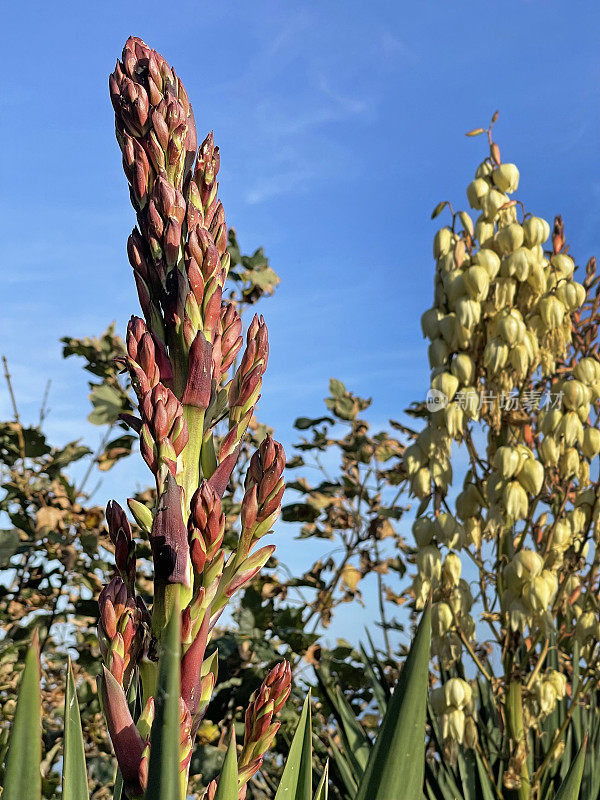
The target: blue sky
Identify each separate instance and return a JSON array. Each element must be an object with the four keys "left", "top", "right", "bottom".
[{"left": 1, "top": 0, "right": 599, "bottom": 644}]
